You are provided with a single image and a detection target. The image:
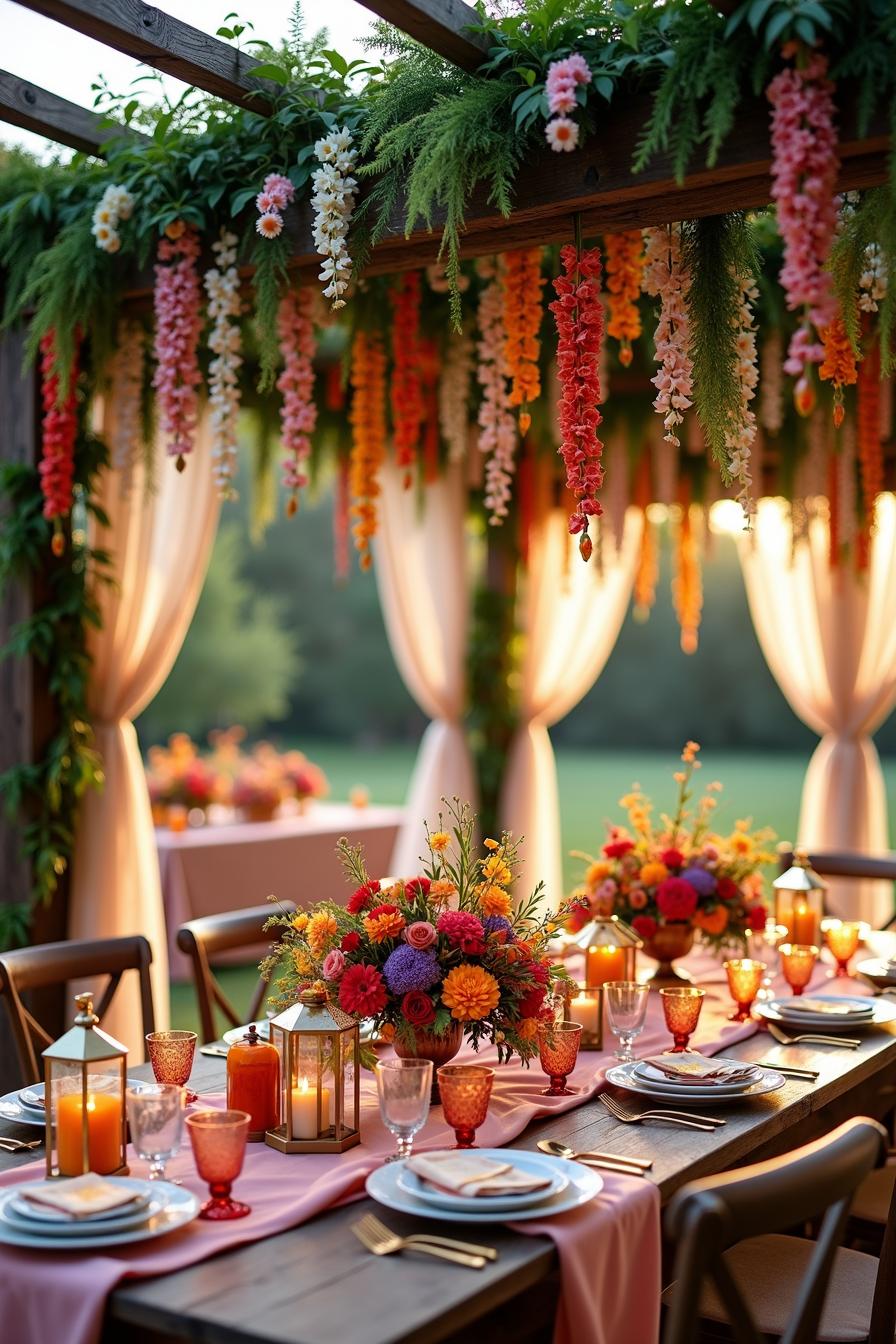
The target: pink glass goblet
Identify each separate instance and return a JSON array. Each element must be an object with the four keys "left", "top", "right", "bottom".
[
  {"left": 436, "top": 1065, "right": 494, "bottom": 1148},
  {"left": 659, "top": 987, "right": 705, "bottom": 1052},
  {"left": 537, "top": 1022, "right": 583, "bottom": 1096},
  {"left": 185, "top": 1109, "right": 251, "bottom": 1220},
  {"left": 147, "top": 1030, "right": 199, "bottom": 1104},
  {"left": 723, "top": 959, "right": 766, "bottom": 1022}
]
